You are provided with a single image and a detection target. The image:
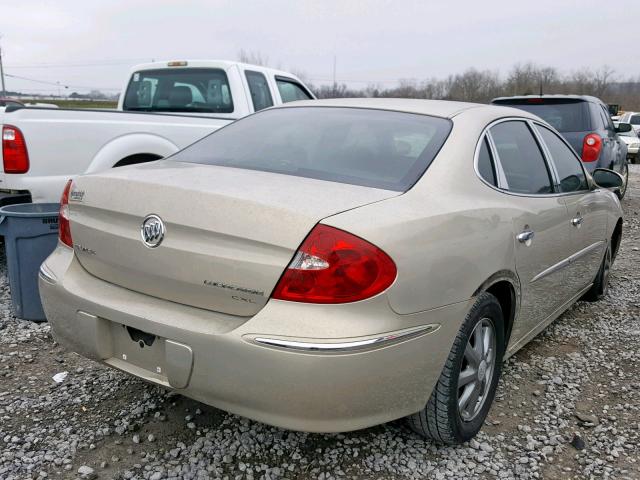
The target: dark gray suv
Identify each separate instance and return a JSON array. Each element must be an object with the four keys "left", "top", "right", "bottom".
[{"left": 492, "top": 95, "right": 630, "bottom": 197}]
